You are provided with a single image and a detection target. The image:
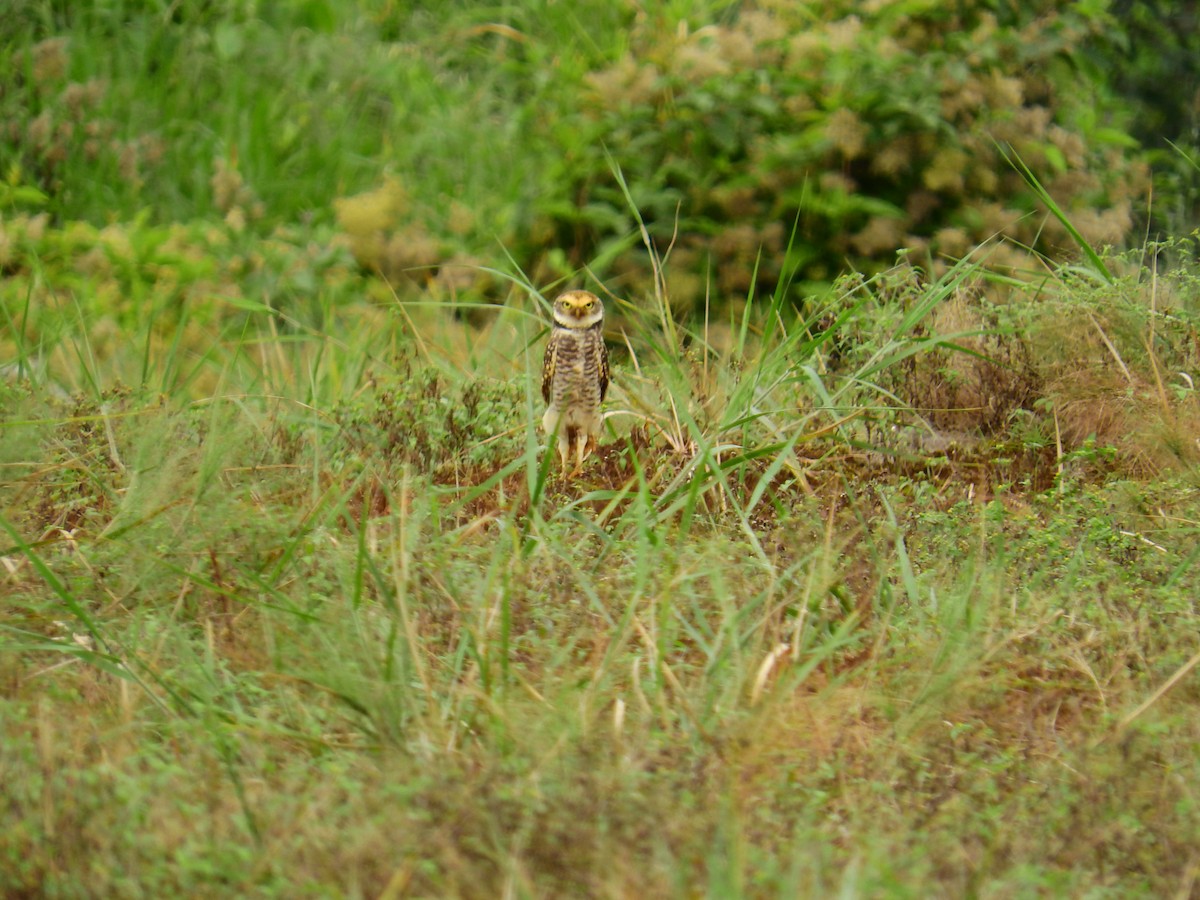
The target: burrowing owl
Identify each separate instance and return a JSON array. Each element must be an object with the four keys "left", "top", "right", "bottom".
[{"left": 541, "top": 290, "right": 610, "bottom": 473}]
